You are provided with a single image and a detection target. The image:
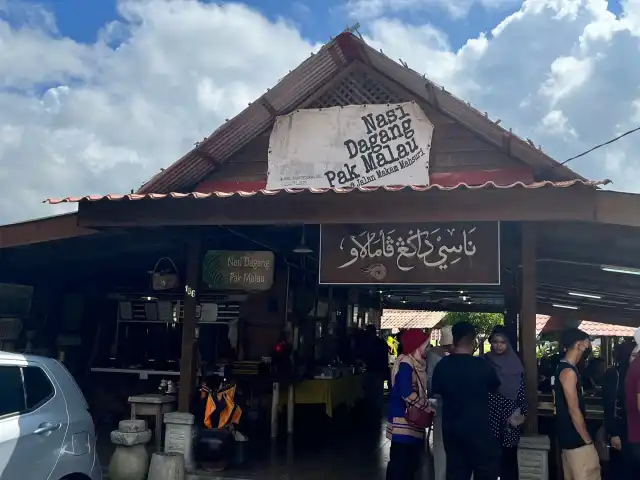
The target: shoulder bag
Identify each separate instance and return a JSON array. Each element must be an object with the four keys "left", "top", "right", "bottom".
[{"left": 405, "top": 370, "right": 434, "bottom": 429}]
